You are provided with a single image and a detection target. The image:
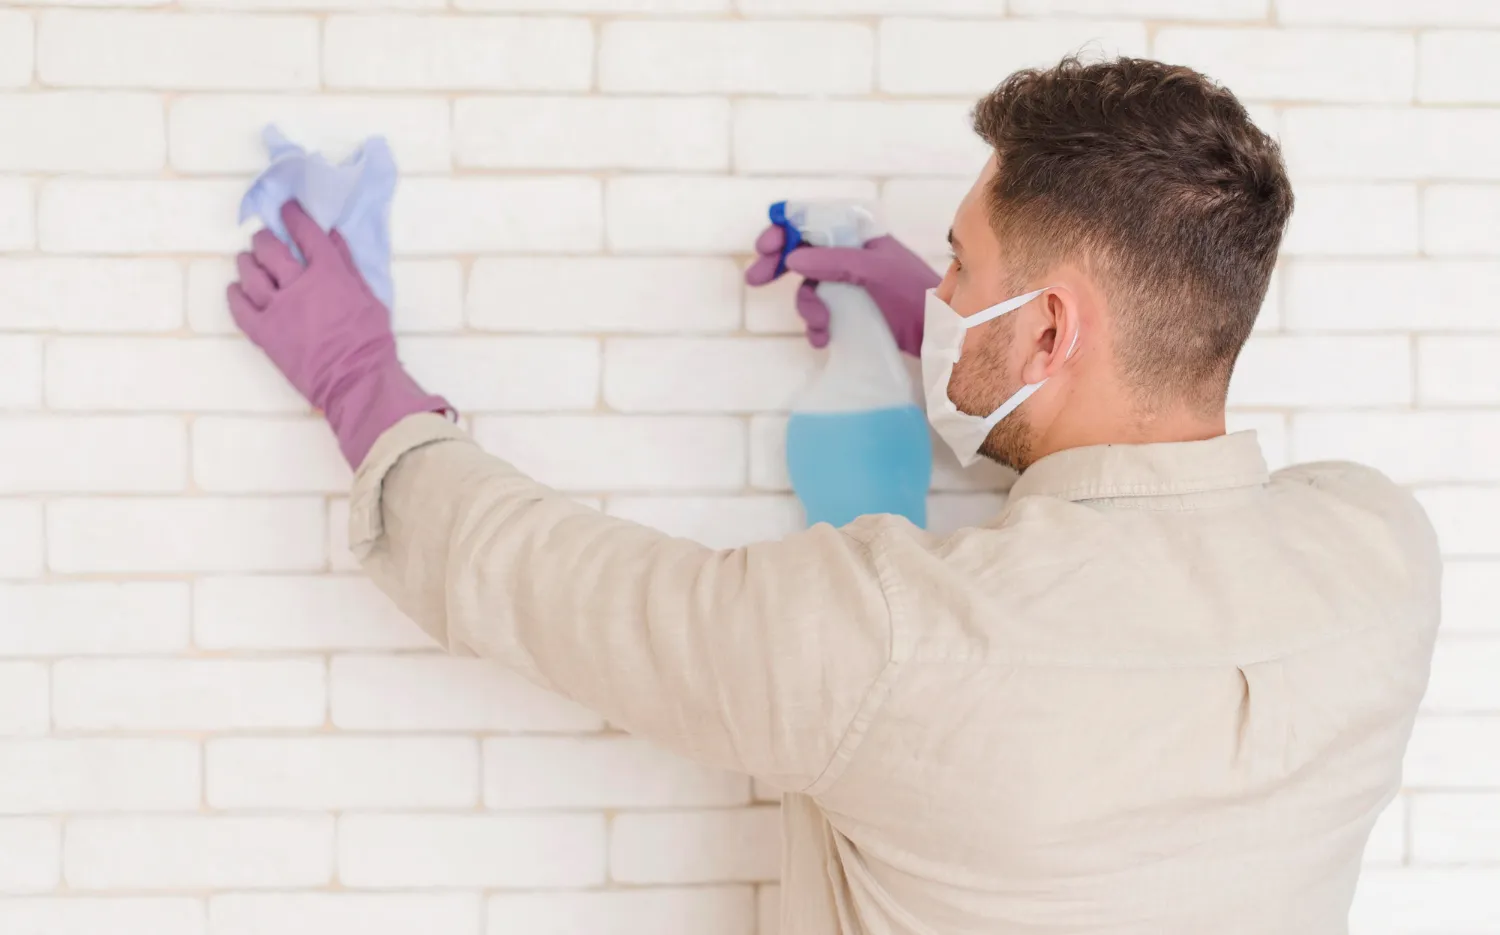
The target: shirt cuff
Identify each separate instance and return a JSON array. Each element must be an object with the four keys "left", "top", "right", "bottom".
[{"left": 348, "top": 411, "right": 473, "bottom": 561}]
